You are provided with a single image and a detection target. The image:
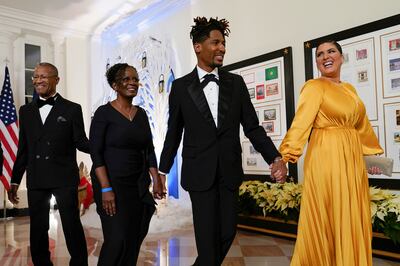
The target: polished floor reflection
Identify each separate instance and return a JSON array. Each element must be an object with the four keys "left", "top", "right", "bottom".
[{"left": 1, "top": 211, "right": 399, "bottom": 265}]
